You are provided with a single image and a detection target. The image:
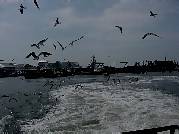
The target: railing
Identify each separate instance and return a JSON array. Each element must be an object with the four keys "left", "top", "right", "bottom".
[{"left": 122, "top": 125, "right": 179, "bottom": 134}]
